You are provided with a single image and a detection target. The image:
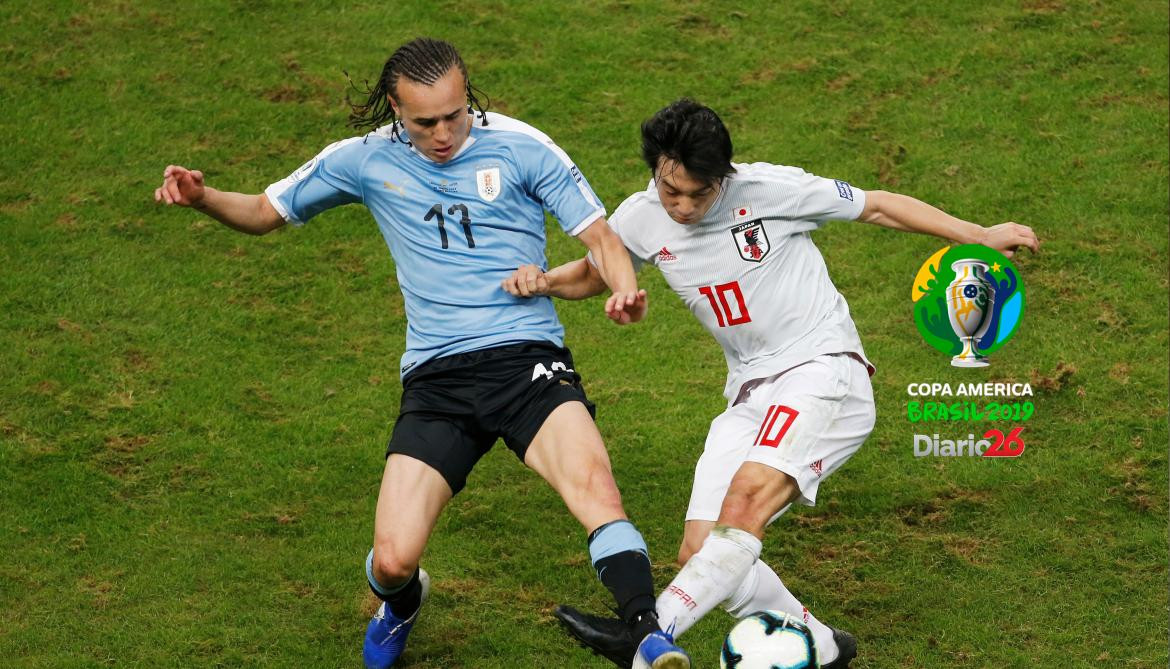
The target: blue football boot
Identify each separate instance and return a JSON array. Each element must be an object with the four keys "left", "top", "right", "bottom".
[
  {"left": 362, "top": 569, "right": 430, "bottom": 668},
  {"left": 632, "top": 629, "right": 691, "bottom": 669}
]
